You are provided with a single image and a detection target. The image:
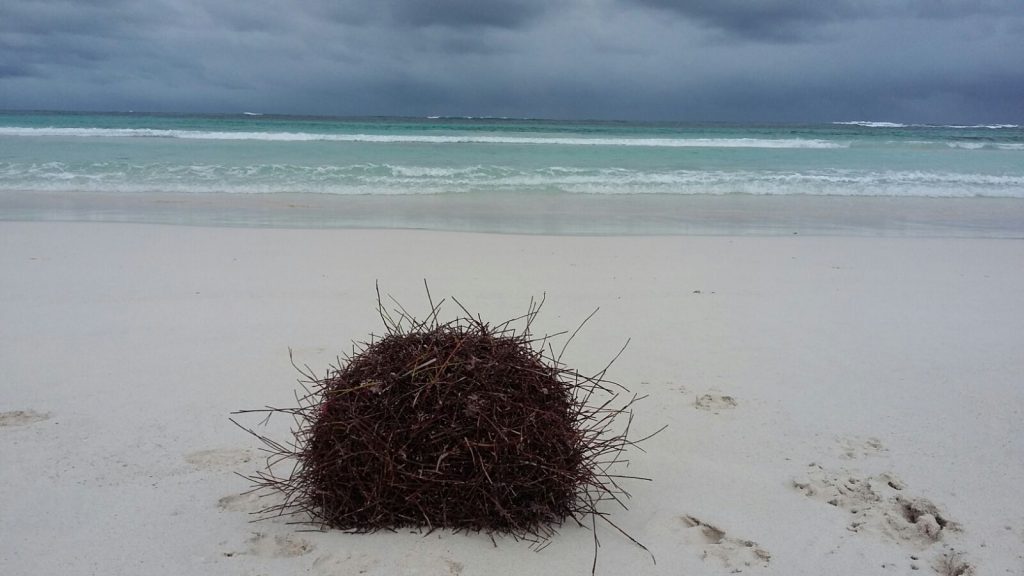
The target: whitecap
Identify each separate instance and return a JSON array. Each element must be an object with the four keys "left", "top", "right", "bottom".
[
  {"left": 833, "top": 121, "right": 908, "bottom": 128},
  {"left": 0, "top": 127, "right": 847, "bottom": 149}
]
